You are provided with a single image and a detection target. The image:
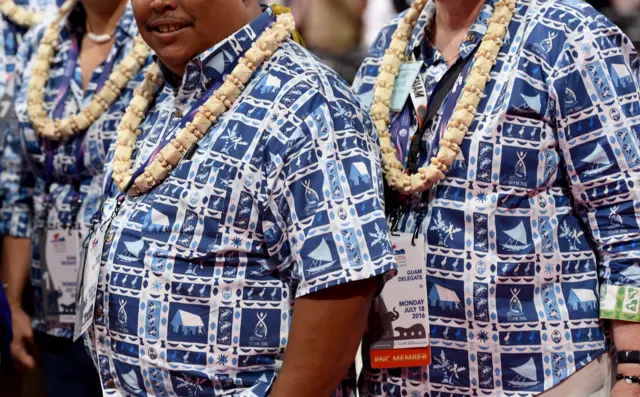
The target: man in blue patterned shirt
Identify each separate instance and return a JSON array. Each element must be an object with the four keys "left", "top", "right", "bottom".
[
  {"left": 354, "top": 0, "right": 640, "bottom": 396},
  {"left": 0, "top": 0, "right": 151, "bottom": 395},
  {"left": 82, "top": 1, "right": 396, "bottom": 396}
]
